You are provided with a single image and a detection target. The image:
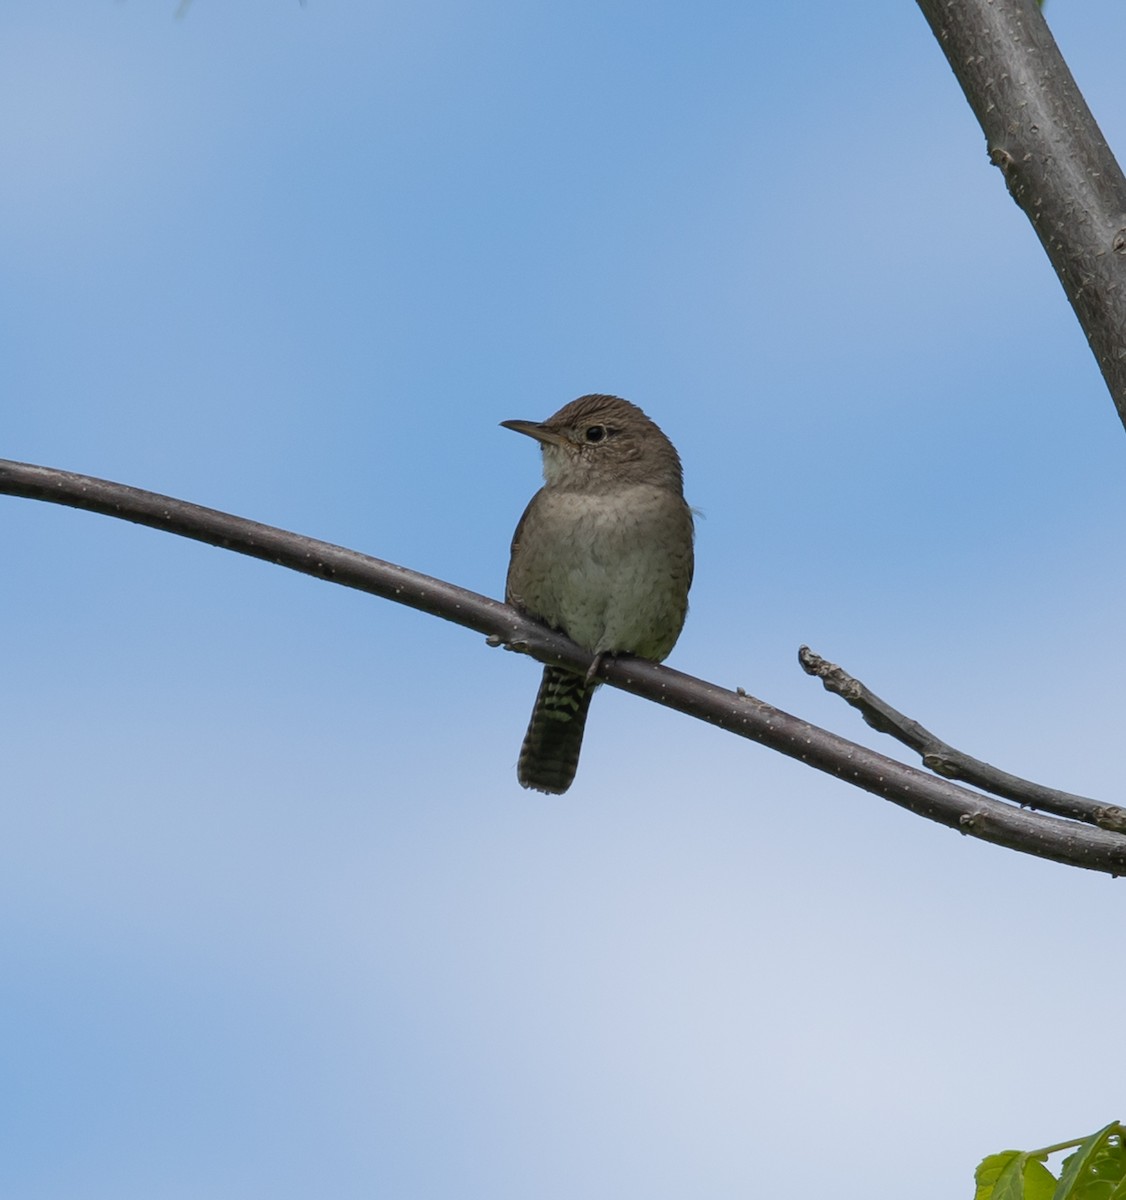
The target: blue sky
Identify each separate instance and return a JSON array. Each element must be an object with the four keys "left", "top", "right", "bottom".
[{"left": 2, "top": 2, "right": 1125, "bottom": 1196}]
